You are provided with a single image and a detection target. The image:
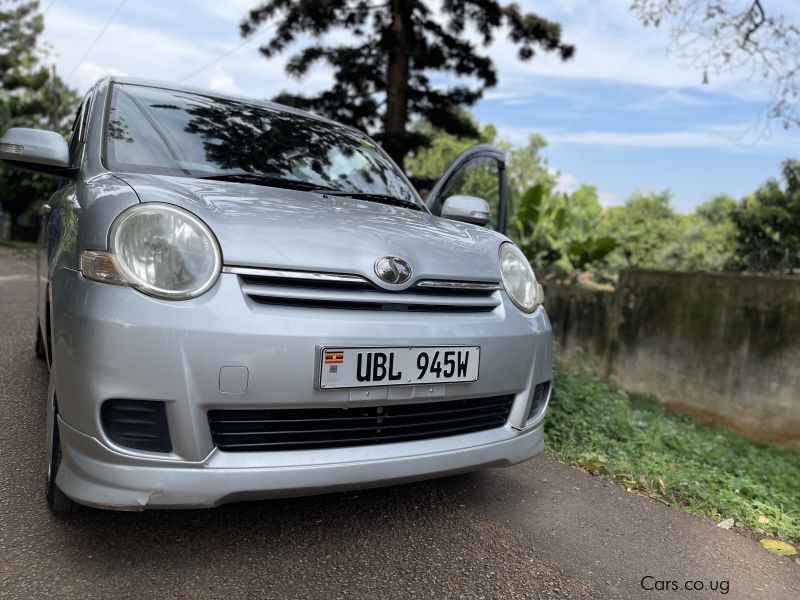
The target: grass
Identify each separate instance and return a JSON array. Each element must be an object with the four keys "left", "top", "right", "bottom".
[
  {"left": 0, "top": 239, "right": 36, "bottom": 250},
  {"left": 545, "top": 363, "right": 800, "bottom": 545},
  {"left": 0, "top": 239, "right": 37, "bottom": 259}
]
